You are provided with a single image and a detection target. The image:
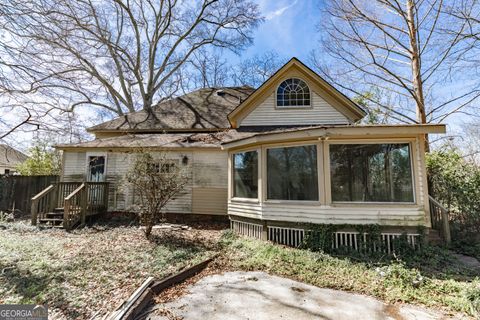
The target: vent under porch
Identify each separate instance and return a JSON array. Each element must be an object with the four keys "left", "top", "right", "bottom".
[{"left": 230, "top": 216, "right": 437, "bottom": 254}]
